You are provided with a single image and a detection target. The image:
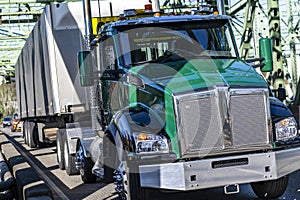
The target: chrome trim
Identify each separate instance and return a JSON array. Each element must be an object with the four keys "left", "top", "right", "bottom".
[
  {"left": 173, "top": 87, "right": 272, "bottom": 158},
  {"left": 139, "top": 146, "right": 300, "bottom": 190},
  {"left": 173, "top": 88, "right": 224, "bottom": 157}
]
